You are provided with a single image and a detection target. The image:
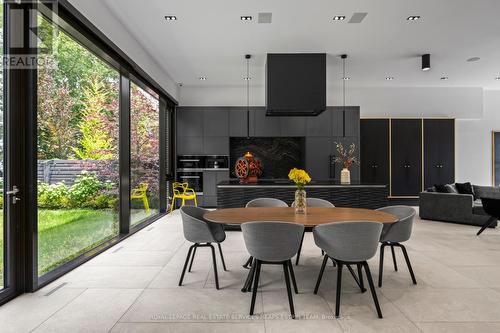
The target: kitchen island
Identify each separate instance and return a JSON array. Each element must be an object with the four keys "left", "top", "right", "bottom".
[{"left": 217, "top": 179, "right": 388, "bottom": 209}]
